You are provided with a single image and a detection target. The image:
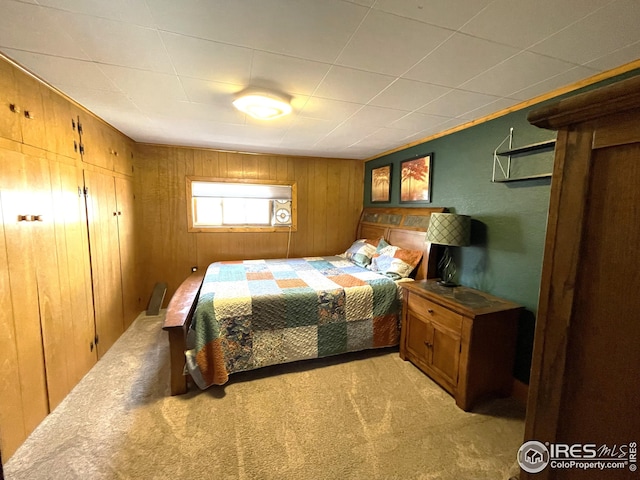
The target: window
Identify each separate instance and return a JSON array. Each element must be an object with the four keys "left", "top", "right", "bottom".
[{"left": 187, "top": 177, "right": 297, "bottom": 232}]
